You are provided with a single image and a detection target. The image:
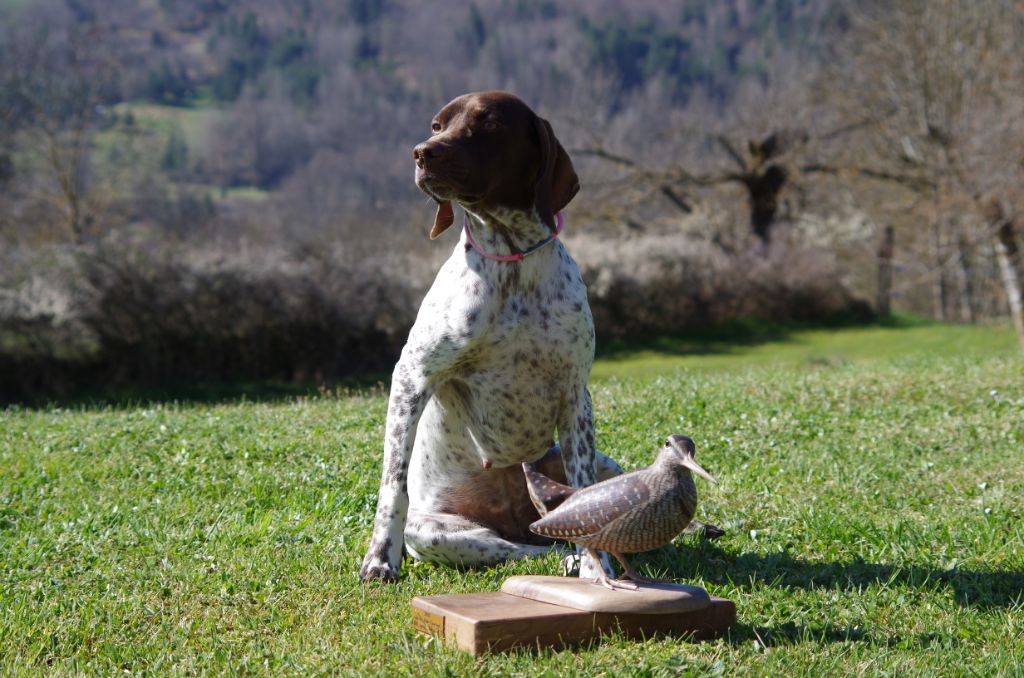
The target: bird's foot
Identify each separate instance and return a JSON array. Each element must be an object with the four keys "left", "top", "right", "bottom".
[
  {"left": 615, "top": 557, "right": 675, "bottom": 586},
  {"left": 591, "top": 575, "right": 640, "bottom": 591},
  {"left": 622, "top": 573, "right": 675, "bottom": 586}
]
